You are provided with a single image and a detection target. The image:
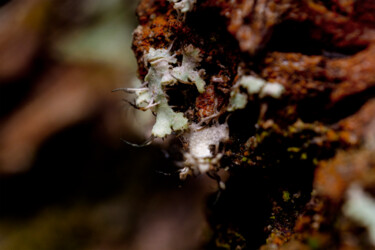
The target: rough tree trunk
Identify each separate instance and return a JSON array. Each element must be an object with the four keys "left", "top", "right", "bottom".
[{"left": 132, "top": 0, "right": 375, "bottom": 249}]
